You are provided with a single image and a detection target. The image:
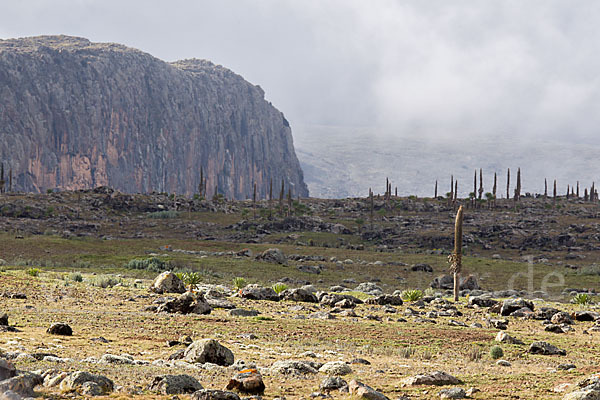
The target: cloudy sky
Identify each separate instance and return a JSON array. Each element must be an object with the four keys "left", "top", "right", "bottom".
[{"left": 2, "top": 1, "right": 599, "bottom": 143}]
